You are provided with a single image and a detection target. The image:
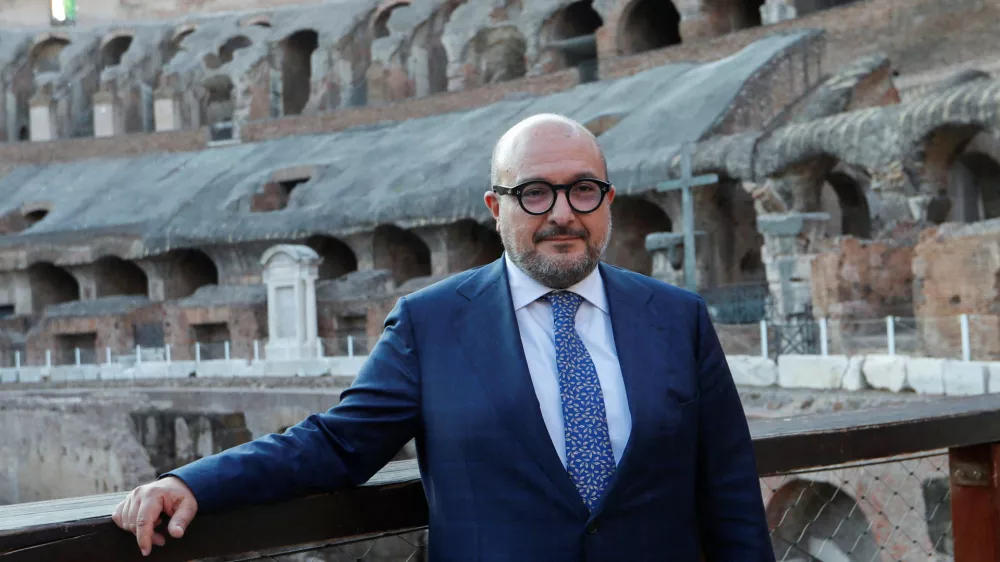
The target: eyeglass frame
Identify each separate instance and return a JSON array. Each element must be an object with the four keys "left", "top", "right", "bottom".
[{"left": 491, "top": 178, "right": 613, "bottom": 216}]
